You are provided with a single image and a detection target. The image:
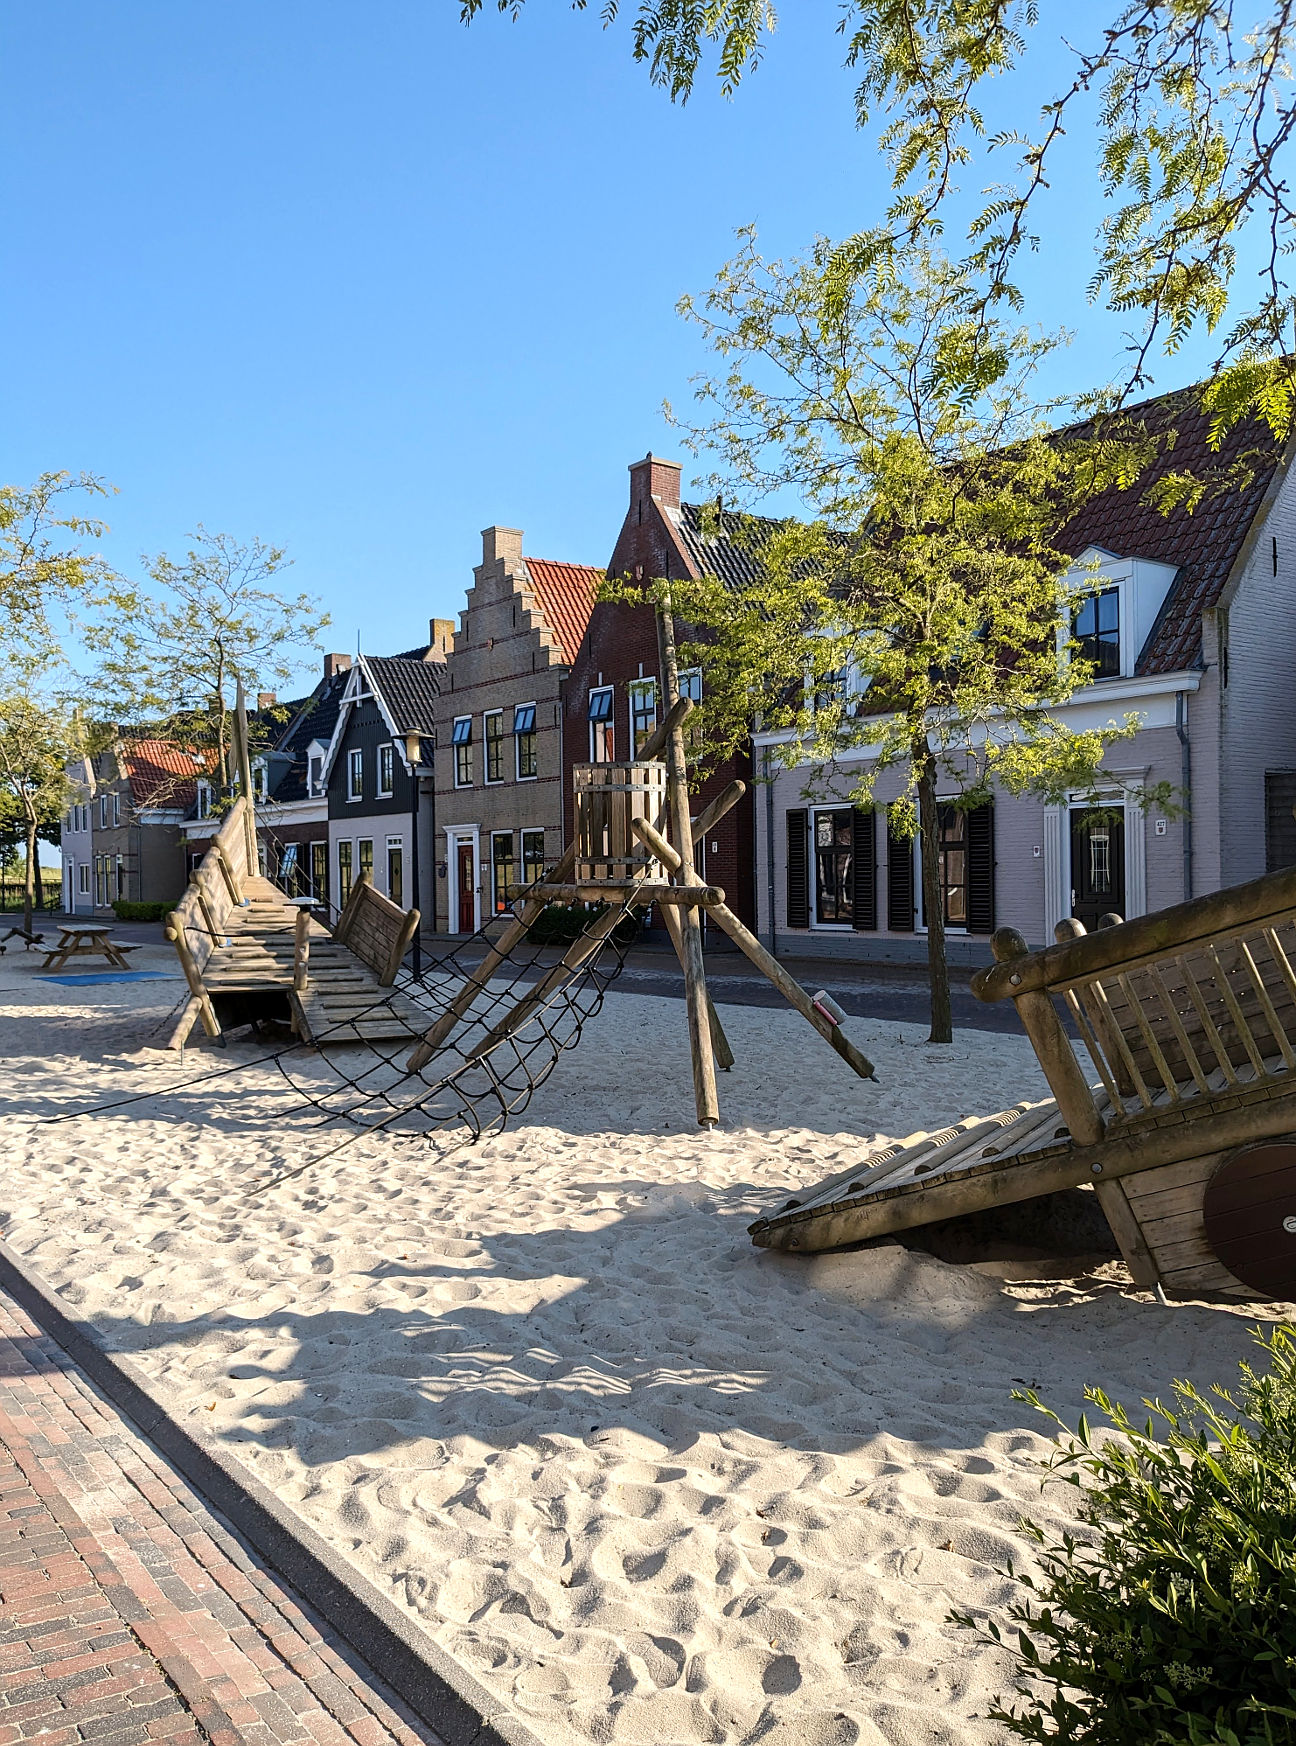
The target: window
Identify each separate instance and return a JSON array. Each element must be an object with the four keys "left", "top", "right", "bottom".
[
  {"left": 378, "top": 743, "right": 394, "bottom": 798},
  {"left": 629, "top": 680, "right": 658, "bottom": 756},
  {"left": 1074, "top": 587, "right": 1121, "bottom": 679},
  {"left": 99, "top": 795, "right": 109, "bottom": 828},
  {"left": 814, "top": 670, "right": 848, "bottom": 712},
  {"left": 253, "top": 760, "right": 268, "bottom": 802},
  {"left": 115, "top": 856, "right": 125, "bottom": 899},
  {"left": 196, "top": 781, "right": 212, "bottom": 821},
  {"left": 78, "top": 863, "right": 89, "bottom": 895},
  {"left": 918, "top": 805, "right": 969, "bottom": 928},
  {"left": 308, "top": 752, "right": 324, "bottom": 796},
  {"left": 813, "top": 810, "right": 854, "bottom": 924},
  {"left": 679, "top": 668, "right": 702, "bottom": 704},
  {"left": 491, "top": 831, "right": 516, "bottom": 913},
  {"left": 514, "top": 703, "right": 537, "bottom": 780},
  {"left": 521, "top": 828, "right": 546, "bottom": 889},
  {"left": 311, "top": 841, "right": 328, "bottom": 905},
  {"left": 386, "top": 837, "right": 404, "bottom": 906},
  {"left": 280, "top": 841, "right": 299, "bottom": 896},
  {"left": 452, "top": 716, "right": 473, "bottom": 787},
  {"left": 112, "top": 792, "right": 121, "bottom": 826},
  {"left": 95, "top": 855, "right": 108, "bottom": 906},
  {"left": 588, "top": 687, "right": 614, "bottom": 762},
  {"left": 338, "top": 841, "right": 353, "bottom": 907},
  {"left": 347, "top": 748, "right": 363, "bottom": 801},
  {"left": 484, "top": 711, "right": 505, "bottom": 783},
  {"left": 358, "top": 838, "right": 374, "bottom": 887}
]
